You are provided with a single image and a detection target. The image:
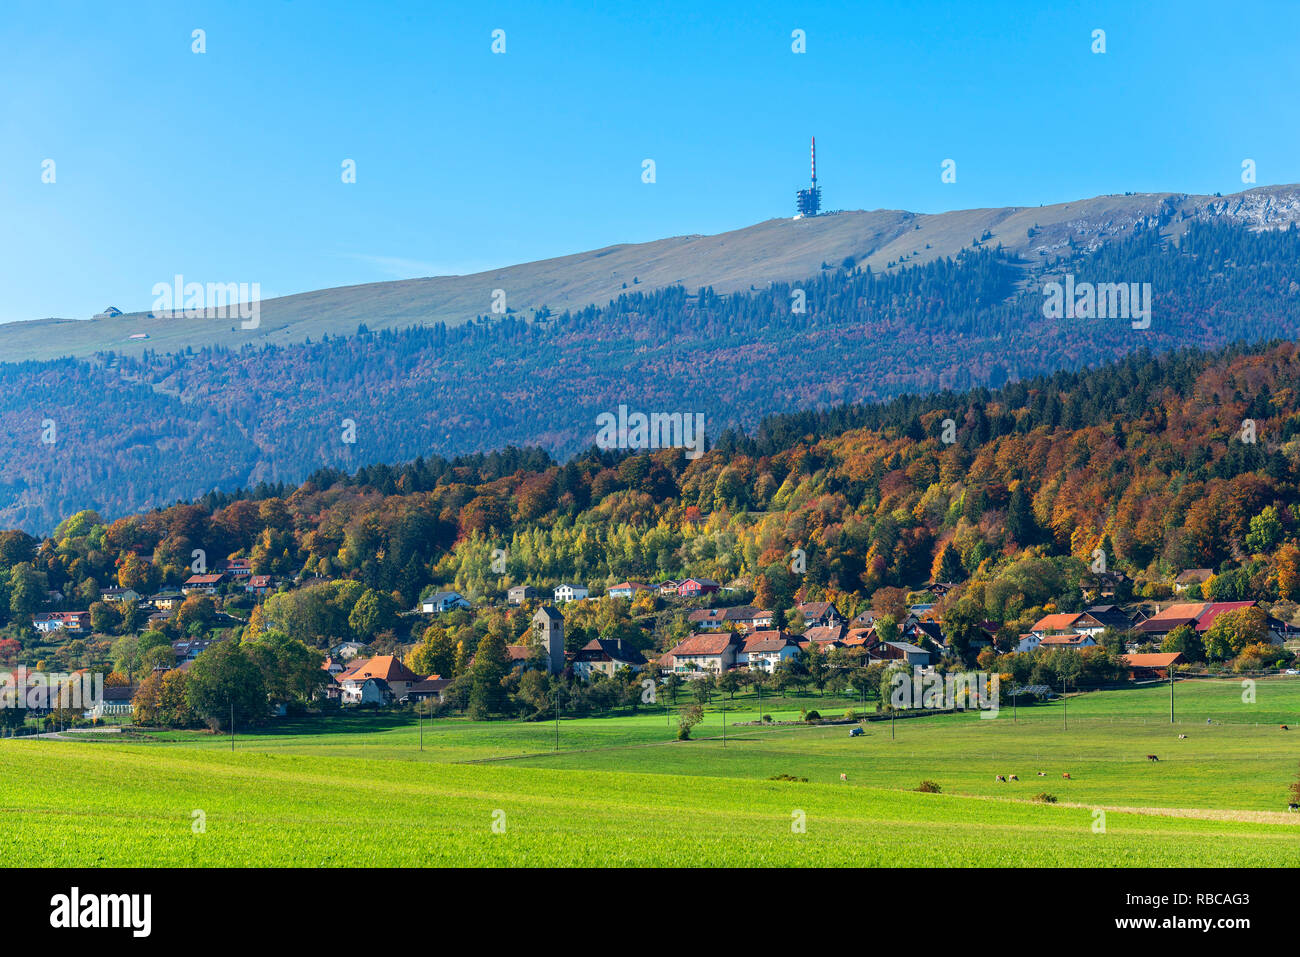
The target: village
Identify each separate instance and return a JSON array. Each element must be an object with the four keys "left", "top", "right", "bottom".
[{"left": 12, "top": 556, "right": 1298, "bottom": 728}]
